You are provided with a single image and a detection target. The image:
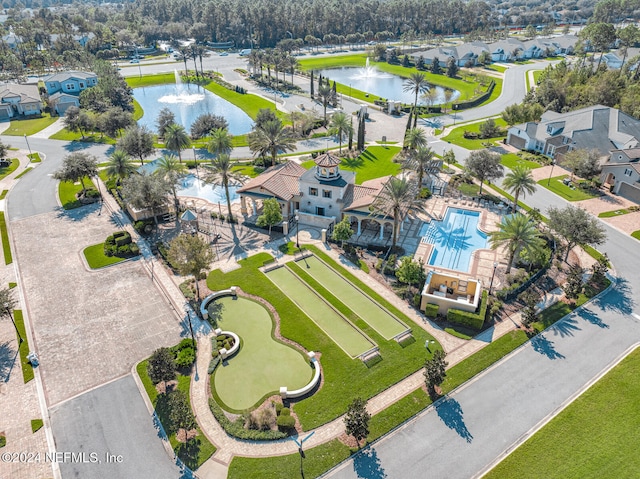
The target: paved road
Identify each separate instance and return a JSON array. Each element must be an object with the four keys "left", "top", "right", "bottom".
[
  {"left": 49, "top": 376, "right": 184, "bottom": 479},
  {"left": 326, "top": 171, "right": 640, "bottom": 478},
  {"left": 3, "top": 135, "right": 112, "bottom": 219}
]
